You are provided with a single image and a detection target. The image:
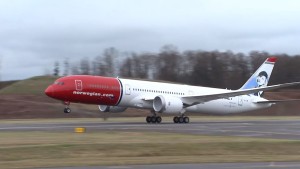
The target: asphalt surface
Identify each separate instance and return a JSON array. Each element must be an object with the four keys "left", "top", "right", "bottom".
[
  {"left": 37, "top": 162, "right": 300, "bottom": 169},
  {"left": 1, "top": 119, "right": 300, "bottom": 140}
]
